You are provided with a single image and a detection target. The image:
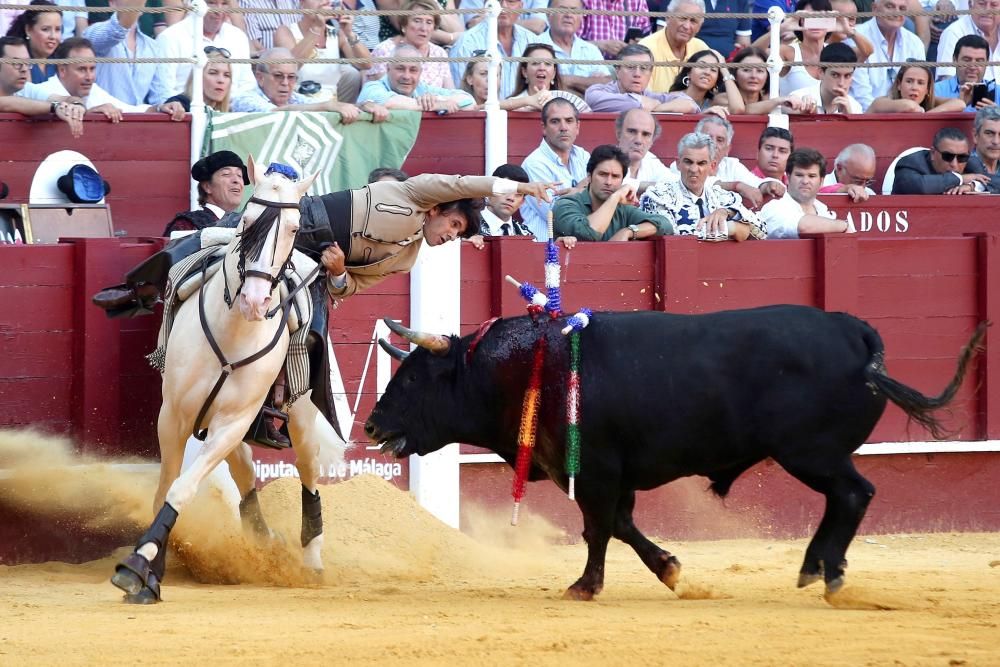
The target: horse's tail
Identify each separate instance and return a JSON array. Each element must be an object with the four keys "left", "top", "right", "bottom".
[{"left": 863, "top": 322, "right": 988, "bottom": 440}]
